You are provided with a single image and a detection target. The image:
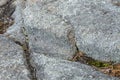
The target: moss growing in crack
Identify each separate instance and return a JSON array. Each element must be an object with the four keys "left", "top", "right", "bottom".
[
  {"left": 72, "top": 51, "right": 114, "bottom": 68},
  {"left": 87, "top": 60, "right": 113, "bottom": 68}
]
